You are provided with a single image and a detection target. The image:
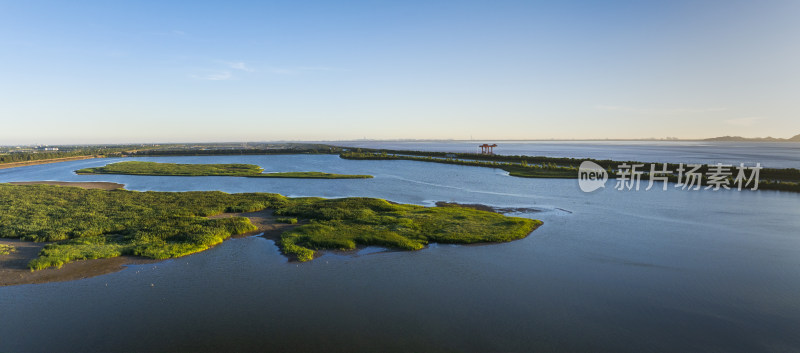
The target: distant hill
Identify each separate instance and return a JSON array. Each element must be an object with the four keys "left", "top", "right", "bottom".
[{"left": 705, "top": 134, "right": 800, "bottom": 142}]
